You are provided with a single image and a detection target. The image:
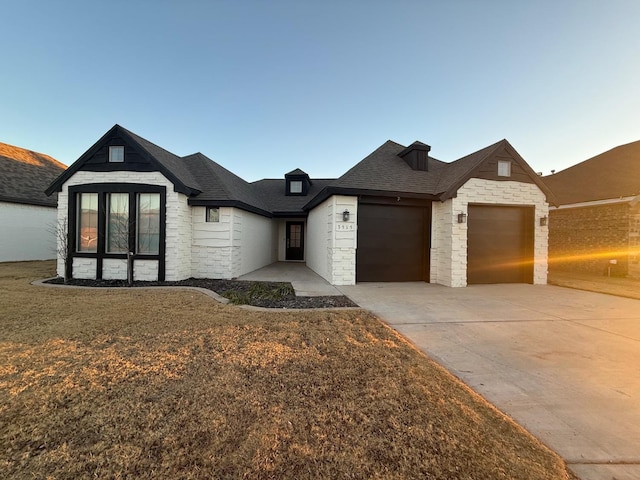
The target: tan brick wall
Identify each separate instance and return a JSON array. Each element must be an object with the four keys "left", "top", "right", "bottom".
[{"left": 549, "top": 202, "right": 631, "bottom": 276}]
